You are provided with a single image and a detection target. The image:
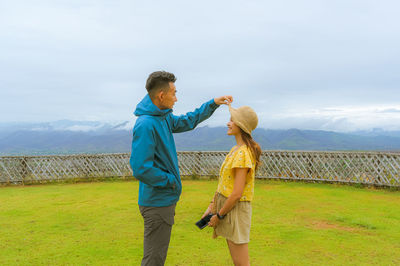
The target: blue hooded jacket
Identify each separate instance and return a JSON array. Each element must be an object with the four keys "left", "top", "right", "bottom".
[{"left": 130, "top": 94, "right": 219, "bottom": 207}]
